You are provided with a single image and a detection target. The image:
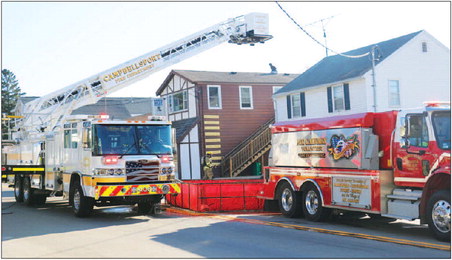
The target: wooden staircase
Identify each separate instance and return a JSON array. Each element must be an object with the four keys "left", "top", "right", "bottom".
[{"left": 220, "top": 118, "right": 274, "bottom": 177}]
